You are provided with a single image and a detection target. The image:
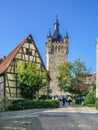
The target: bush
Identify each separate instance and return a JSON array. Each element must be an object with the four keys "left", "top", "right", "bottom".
[
  {"left": 86, "top": 104, "right": 95, "bottom": 107},
  {"left": 95, "top": 100, "right": 98, "bottom": 110},
  {"left": 84, "top": 92, "right": 95, "bottom": 105},
  {"left": 44, "top": 99, "right": 59, "bottom": 108},
  {"left": 8, "top": 99, "right": 59, "bottom": 111},
  {"left": 39, "top": 95, "right": 52, "bottom": 100}
]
